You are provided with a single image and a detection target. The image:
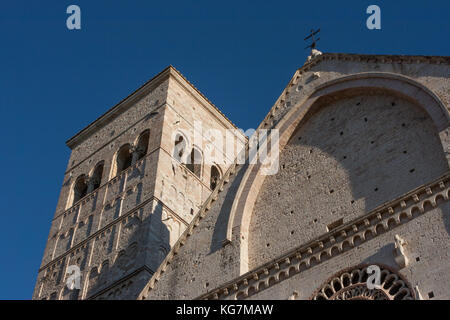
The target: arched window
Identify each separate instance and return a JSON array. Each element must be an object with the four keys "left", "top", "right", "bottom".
[
  {"left": 186, "top": 148, "right": 202, "bottom": 178},
  {"left": 99, "top": 260, "right": 110, "bottom": 287},
  {"left": 116, "top": 144, "right": 132, "bottom": 176},
  {"left": 210, "top": 165, "right": 221, "bottom": 190},
  {"left": 87, "top": 267, "right": 99, "bottom": 295},
  {"left": 90, "top": 162, "right": 104, "bottom": 191},
  {"left": 136, "top": 130, "right": 150, "bottom": 161},
  {"left": 73, "top": 175, "right": 88, "bottom": 204},
  {"left": 173, "top": 133, "right": 187, "bottom": 162}
]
